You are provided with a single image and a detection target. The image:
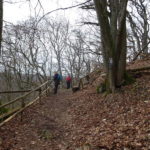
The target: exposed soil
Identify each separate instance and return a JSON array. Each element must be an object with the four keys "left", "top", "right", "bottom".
[{"left": 0, "top": 73, "right": 150, "bottom": 150}]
